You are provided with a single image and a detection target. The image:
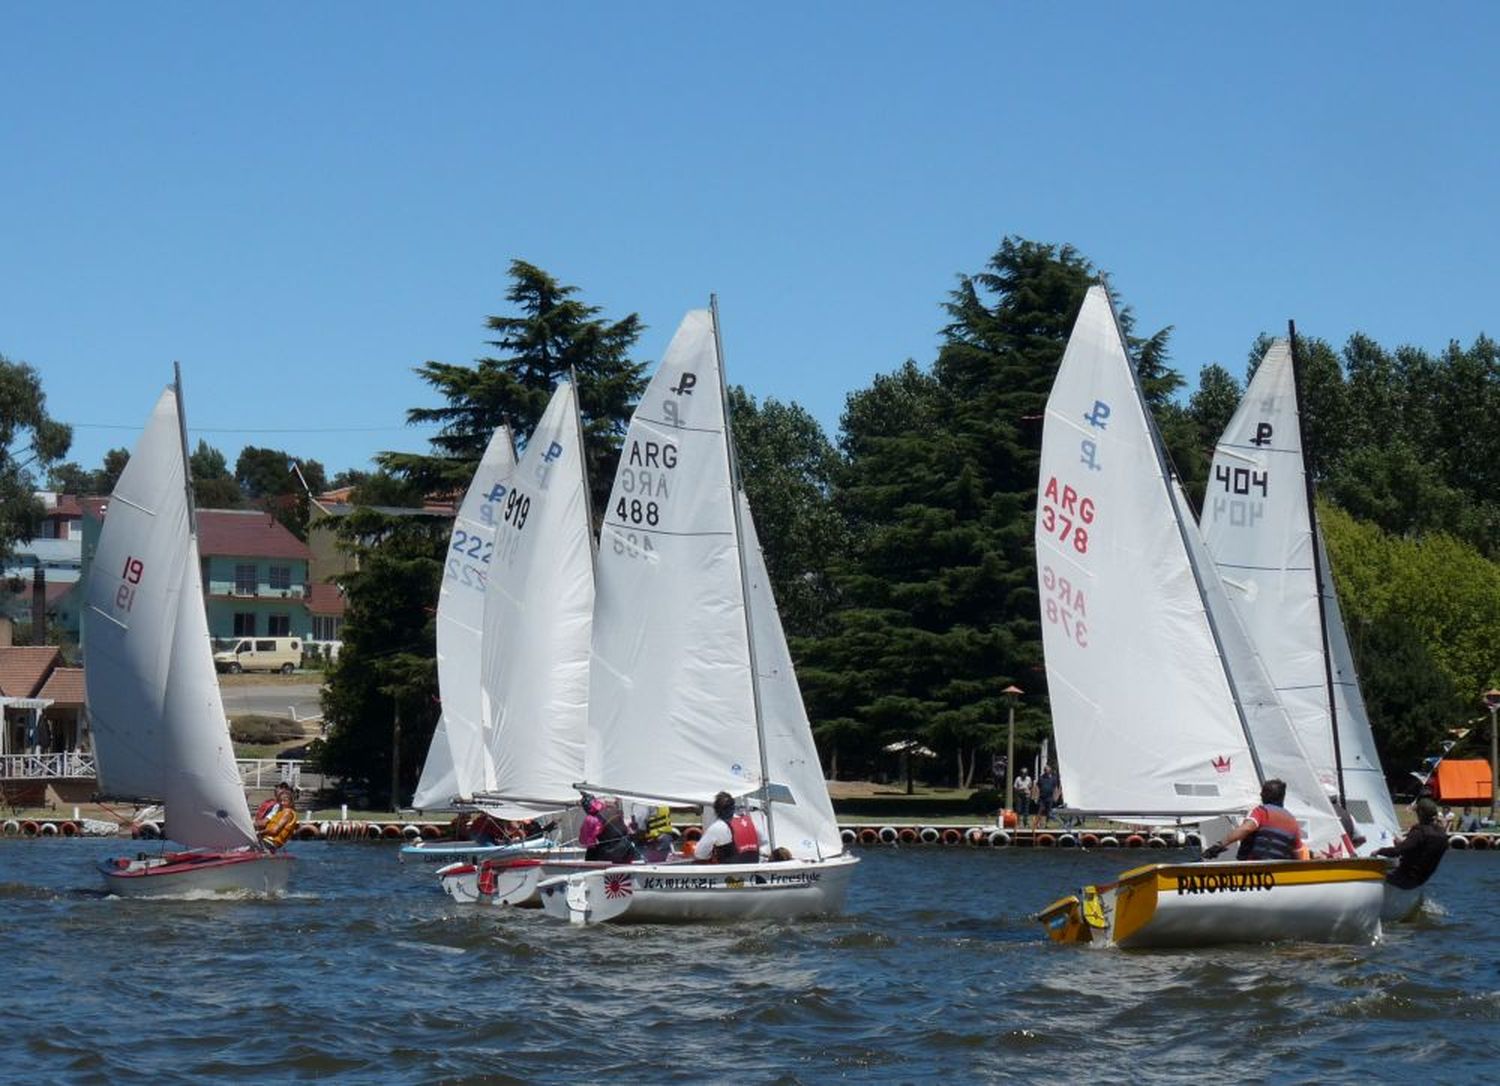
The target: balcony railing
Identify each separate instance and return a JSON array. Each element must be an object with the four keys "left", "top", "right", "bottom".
[{"left": 1, "top": 752, "right": 303, "bottom": 790}]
